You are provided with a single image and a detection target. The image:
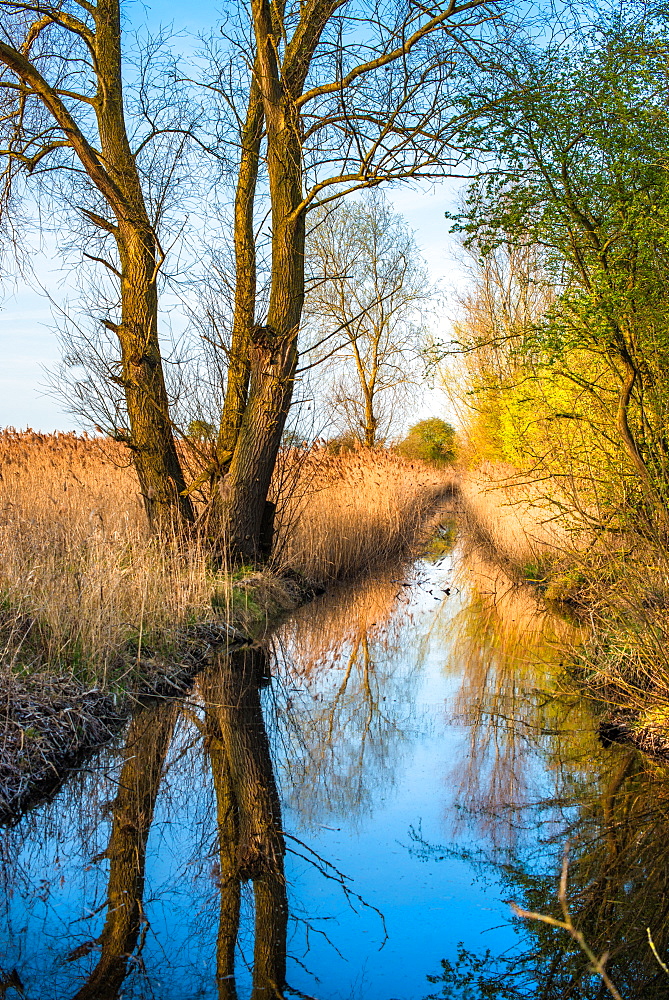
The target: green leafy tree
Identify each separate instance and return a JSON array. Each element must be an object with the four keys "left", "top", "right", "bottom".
[
  {"left": 451, "top": 16, "right": 669, "bottom": 528},
  {"left": 396, "top": 418, "right": 456, "bottom": 466}
]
